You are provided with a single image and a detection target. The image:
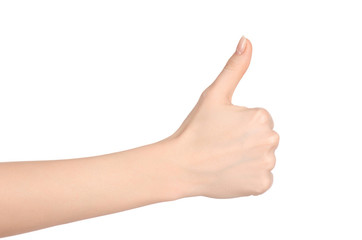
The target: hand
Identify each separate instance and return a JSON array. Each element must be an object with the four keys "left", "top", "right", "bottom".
[
  {"left": 0, "top": 36, "right": 278, "bottom": 238},
  {"left": 169, "top": 36, "right": 280, "bottom": 198}
]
